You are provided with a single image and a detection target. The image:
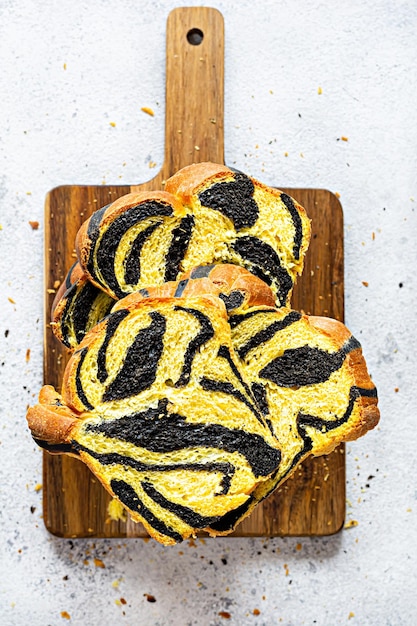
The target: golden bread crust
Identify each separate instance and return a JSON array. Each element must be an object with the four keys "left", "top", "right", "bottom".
[
  {"left": 181, "top": 264, "right": 276, "bottom": 309},
  {"left": 51, "top": 262, "right": 84, "bottom": 314},
  {"left": 26, "top": 386, "right": 81, "bottom": 452}
]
